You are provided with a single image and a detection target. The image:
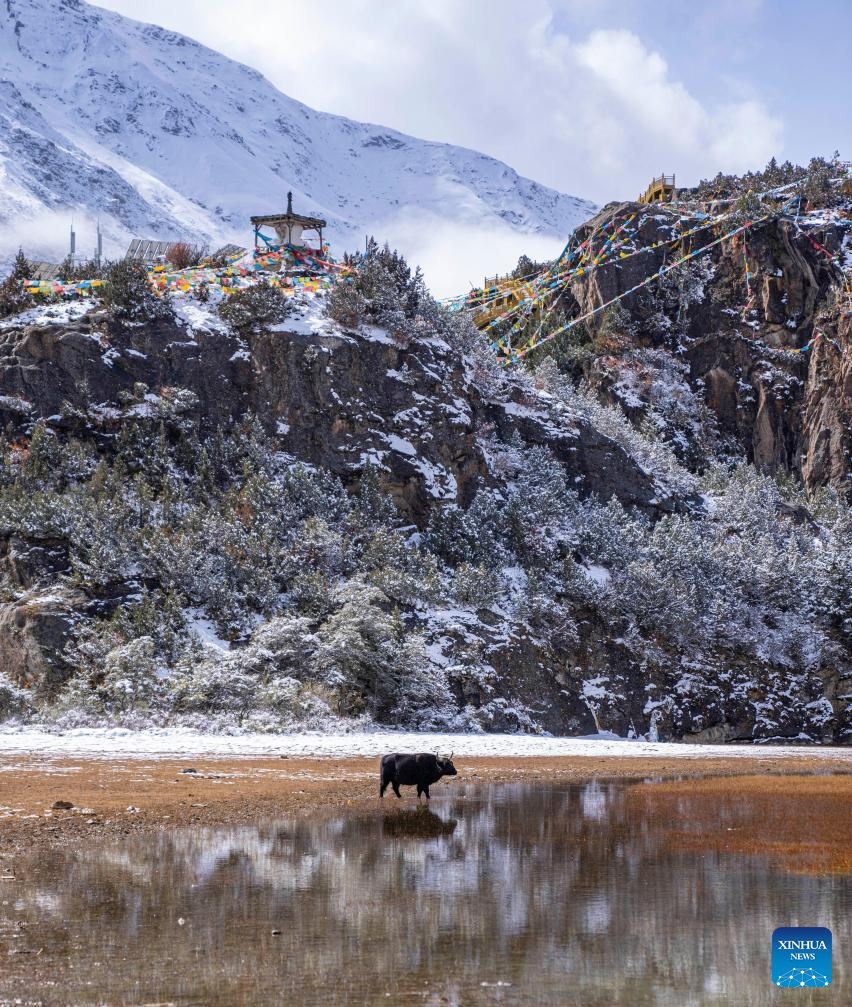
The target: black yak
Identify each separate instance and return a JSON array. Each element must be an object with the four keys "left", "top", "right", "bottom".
[{"left": 379, "top": 752, "right": 457, "bottom": 800}]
